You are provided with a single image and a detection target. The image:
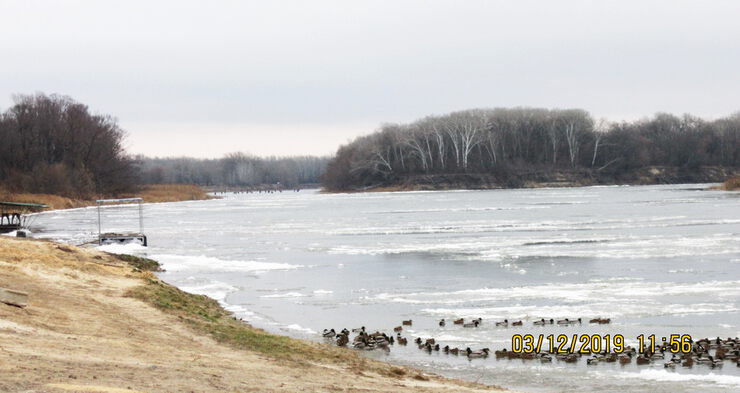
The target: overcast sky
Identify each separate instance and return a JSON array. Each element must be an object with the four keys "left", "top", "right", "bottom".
[{"left": 1, "top": 0, "right": 739, "bottom": 158}]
